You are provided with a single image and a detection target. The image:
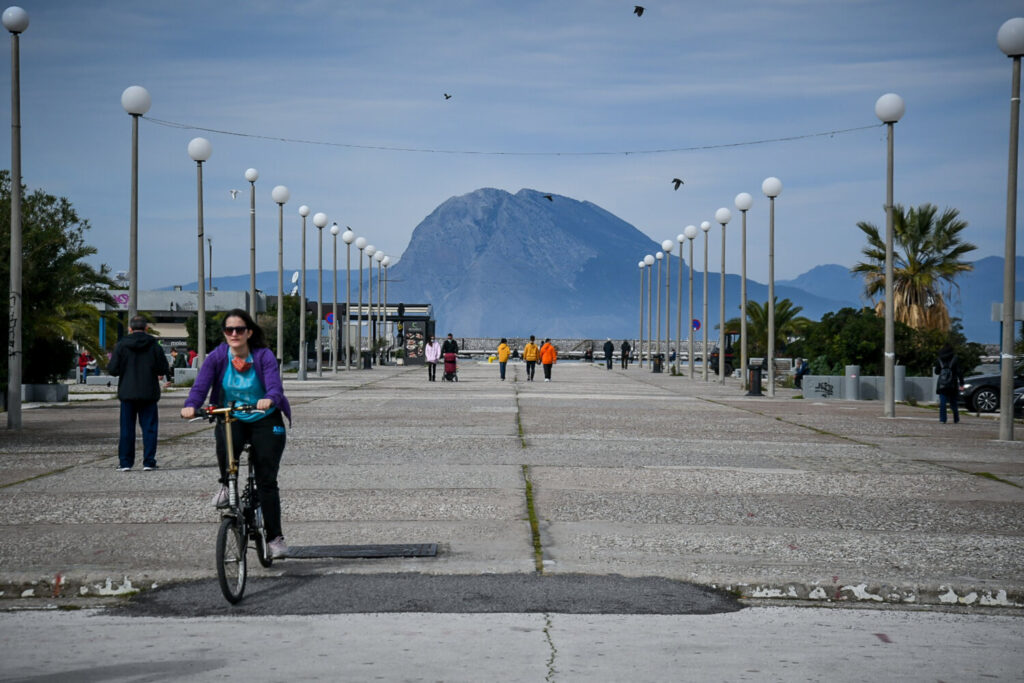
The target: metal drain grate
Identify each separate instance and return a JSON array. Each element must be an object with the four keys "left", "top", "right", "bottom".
[{"left": 285, "top": 543, "right": 438, "bottom": 559}]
